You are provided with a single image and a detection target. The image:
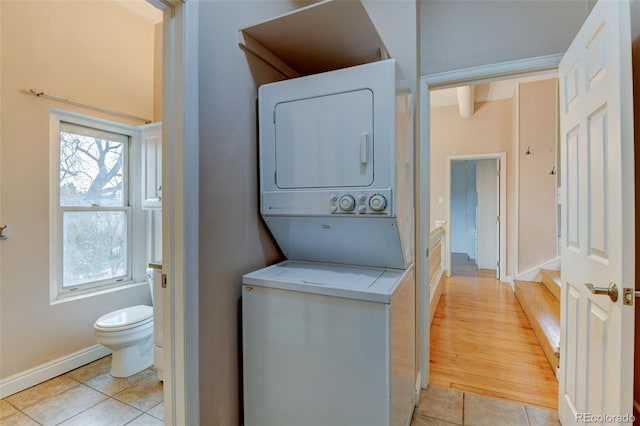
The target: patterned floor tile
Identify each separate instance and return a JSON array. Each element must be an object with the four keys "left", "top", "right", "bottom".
[
  {"left": 113, "top": 372, "right": 163, "bottom": 412},
  {"left": 21, "top": 384, "right": 106, "bottom": 426},
  {"left": 125, "top": 413, "right": 163, "bottom": 426},
  {"left": 5, "top": 376, "right": 80, "bottom": 410},
  {"left": 464, "top": 393, "right": 528, "bottom": 426},
  {"left": 58, "top": 398, "right": 142, "bottom": 426}
]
